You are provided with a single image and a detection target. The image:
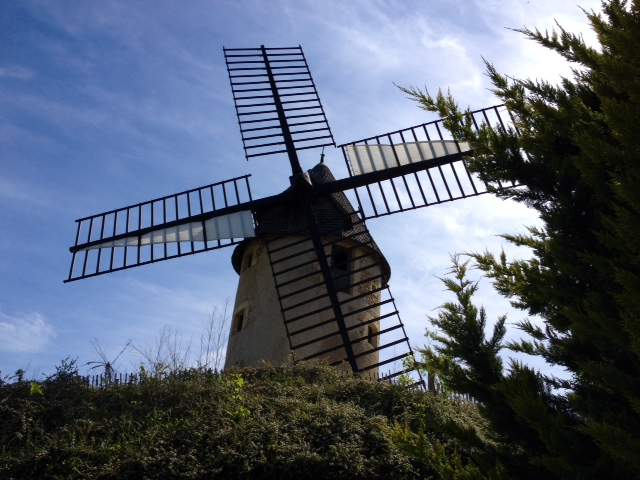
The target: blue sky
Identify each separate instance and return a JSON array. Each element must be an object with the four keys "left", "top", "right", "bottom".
[{"left": 1, "top": 0, "right": 601, "bottom": 378}]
